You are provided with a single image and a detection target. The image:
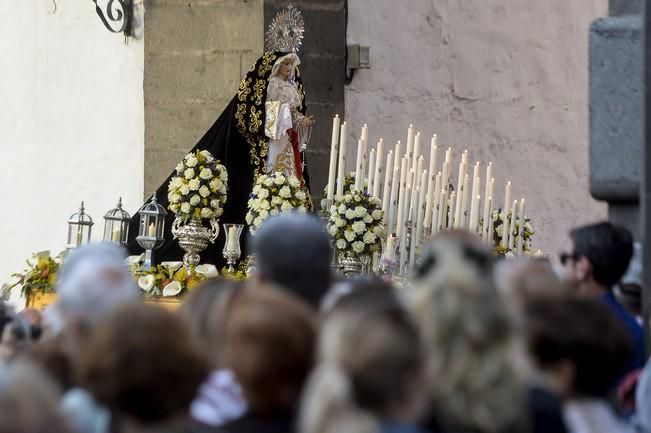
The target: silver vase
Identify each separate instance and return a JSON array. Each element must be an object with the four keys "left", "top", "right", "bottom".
[
  {"left": 337, "top": 253, "right": 370, "bottom": 277},
  {"left": 171, "top": 217, "right": 220, "bottom": 269}
]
